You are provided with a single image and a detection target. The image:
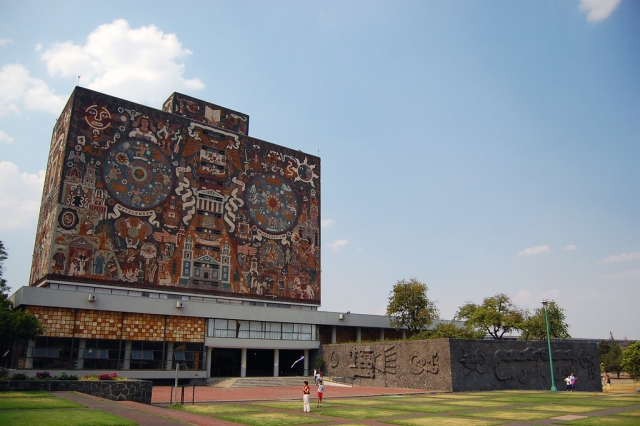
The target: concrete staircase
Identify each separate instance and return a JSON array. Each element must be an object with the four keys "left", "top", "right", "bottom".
[{"left": 206, "top": 376, "right": 313, "bottom": 388}]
